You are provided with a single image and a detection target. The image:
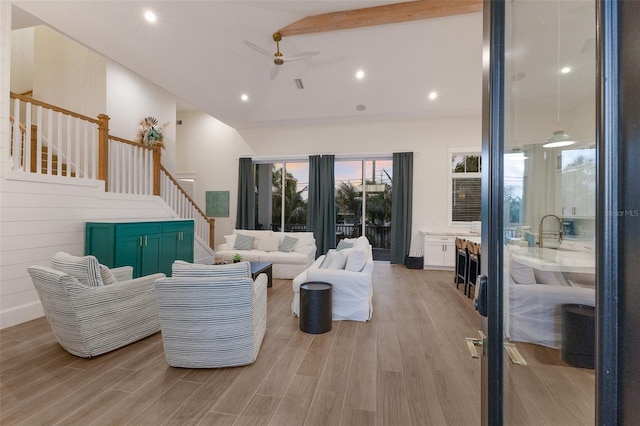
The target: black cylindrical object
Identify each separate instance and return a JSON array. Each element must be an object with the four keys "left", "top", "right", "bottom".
[
  {"left": 561, "top": 304, "right": 595, "bottom": 369},
  {"left": 300, "top": 282, "right": 332, "bottom": 334}
]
